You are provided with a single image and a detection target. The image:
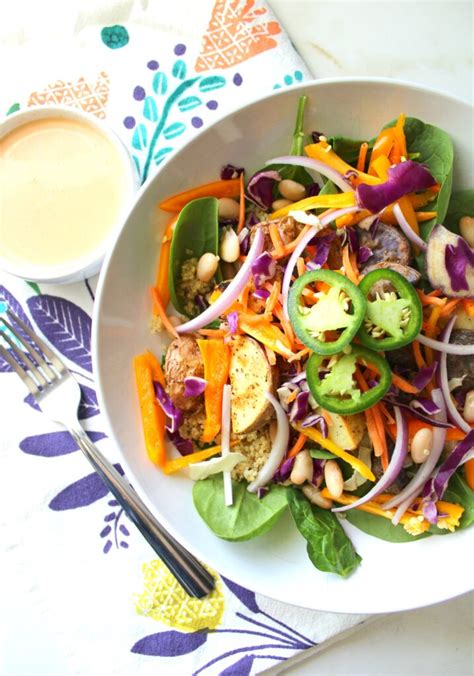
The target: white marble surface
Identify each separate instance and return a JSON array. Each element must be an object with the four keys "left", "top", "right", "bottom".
[{"left": 267, "top": 1, "right": 474, "bottom": 674}]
